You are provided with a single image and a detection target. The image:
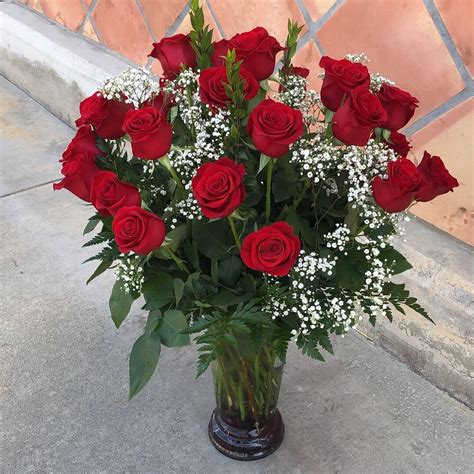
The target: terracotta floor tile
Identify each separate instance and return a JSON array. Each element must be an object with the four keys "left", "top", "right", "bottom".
[
  {"left": 92, "top": 0, "right": 153, "bottom": 65},
  {"left": 140, "top": 0, "right": 187, "bottom": 39},
  {"left": 175, "top": 1, "right": 221, "bottom": 40},
  {"left": 208, "top": 0, "right": 306, "bottom": 43},
  {"left": 410, "top": 98, "right": 473, "bottom": 244},
  {"left": 293, "top": 39, "right": 322, "bottom": 92},
  {"left": 317, "top": 0, "right": 464, "bottom": 121},
  {"left": 39, "top": 0, "right": 87, "bottom": 31},
  {"left": 303, "top": 0, "right": 336, "bottom": 21},
  {"left": 434, "top": 0, "right": 474, "bottom": 77}
]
